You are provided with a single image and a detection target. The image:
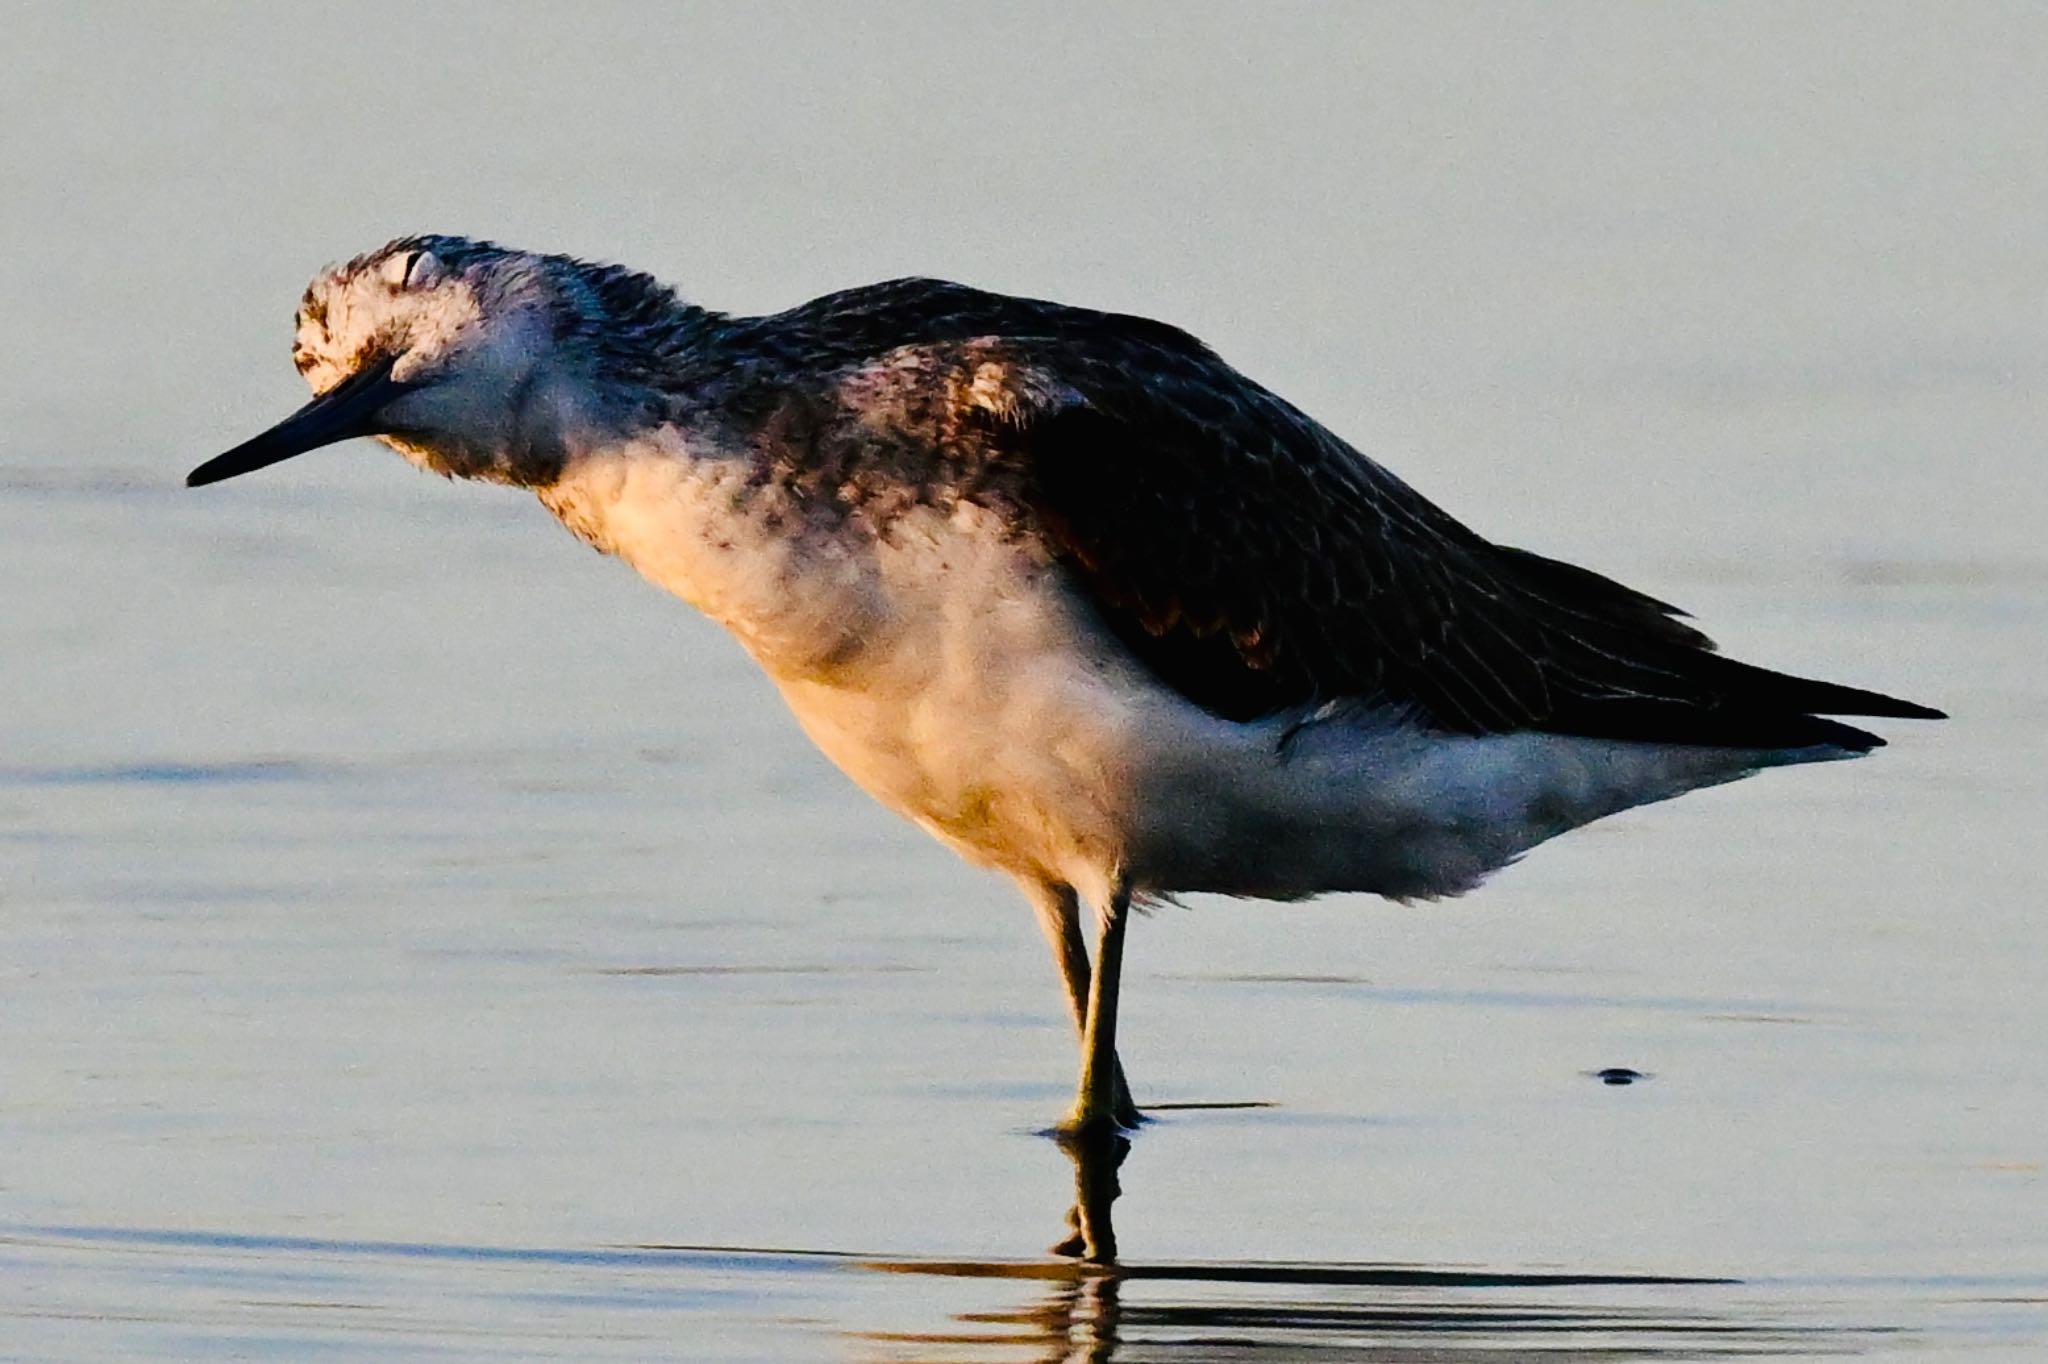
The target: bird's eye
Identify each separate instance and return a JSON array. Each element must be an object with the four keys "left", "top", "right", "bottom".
[{"left": 380, "top": 248, "right": 438, "bottom": 290}]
